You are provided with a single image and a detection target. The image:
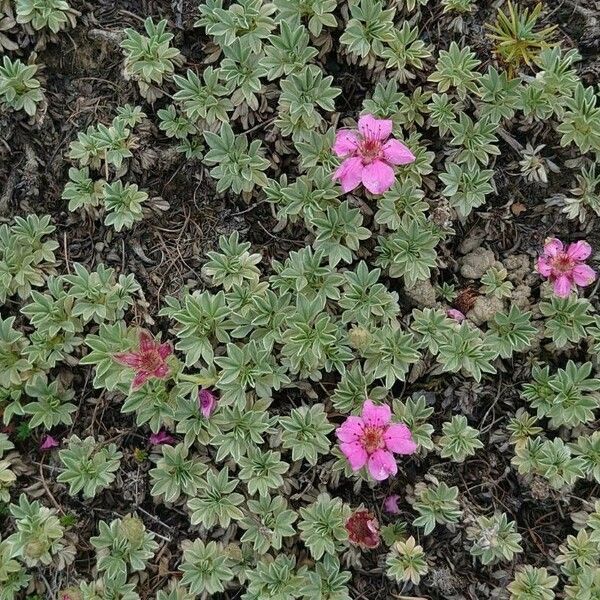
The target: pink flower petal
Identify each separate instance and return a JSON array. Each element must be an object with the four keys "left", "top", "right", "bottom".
[
  {"left": 447, "top": 309, "right": 466, "bottom": 322},
  {"left": 382, "top": 139, "right": 415, "bottom": 165},
  {"left": 333, "top": 156, "right": 364, "bottom": 193},
  {"left": 361, "top": 400, "right": 391, "bottom": 428},
  {"left": 158, "top": 342, "right": 173, "bottom": 360},
  {"left": 153, "top": 364, "right": 170, "bottom": 379},
  {"left": 113, "top": 352, "right": 142, "bottom": 368},
  {"left": 566, "top": 240, "right": 592, "bottom": 261},
  {"left": 40, "top": 435, "right": 59, "bottom": 450},
  {"left": 384, "top": 424, "right": 417, "bottom": 455},
  {"left": 149, "top": 430, "right": 175, "bottom": 445},
  {"left": 553, "top": 274, "right": 572, "bottom": 298},
  {"left": 139, "top": 330, "right": 156, "bottom": 354},
  {"left": 361, "top": 159, "right": 395, "bottom": 195},
  {"left": 384, "top": 494, "right": 401, "bottom": 515},
  {"left": 199, "top": 388, "right": 217, "bottom": 418},
  {"left": 543, "top": 238, "right": 563, "bottom": 257},
  {"left": 536, "top": 257, "right": 552, "bottom": 277},
  {"left": 333, "top": 130, "right": 360, "bottom": 157},
  {"left": 132, "top": 371, "right": 151, "bottom": 389},
  {"left": 367, "top": 449, "right": 397, "bottom": 481},
  {"left": 572, "top": 264, "right": 596, "bottom": 287},
  {"left": 340, "top": 441, "right": 368, "bottom": 470},
  {"left": 336, "top": 416, "right": 365, "bottom": 442},
  {"left": 358, "top": 114, "right": 392, "bottom": 141}
]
